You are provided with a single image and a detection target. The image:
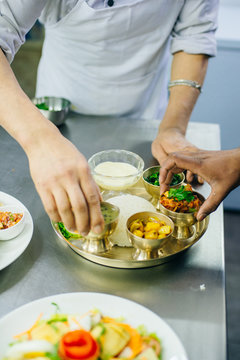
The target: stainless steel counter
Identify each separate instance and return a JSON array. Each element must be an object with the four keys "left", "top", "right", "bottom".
[{"left": 0, "top": 115, "right": 226, "bottom": 360}]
